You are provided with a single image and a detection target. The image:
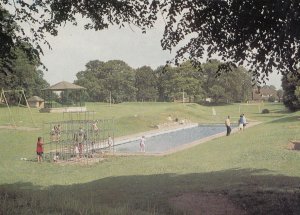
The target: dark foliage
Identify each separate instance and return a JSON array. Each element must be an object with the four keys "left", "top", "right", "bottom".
[
  {"left": 262, "top": 109, "right": 270, "bottom": 114},
  {"left": 159, "top": 0, "right": 300, "bottom": 82},
  {"left": 0, "top": 0, "right": 159, "bottom": 76},
  {"left": 2, "top": 0, "right": 300, "bottom": 83},
  {"left": 282, "top": 73, "right": 300, "bottom": 111}
]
